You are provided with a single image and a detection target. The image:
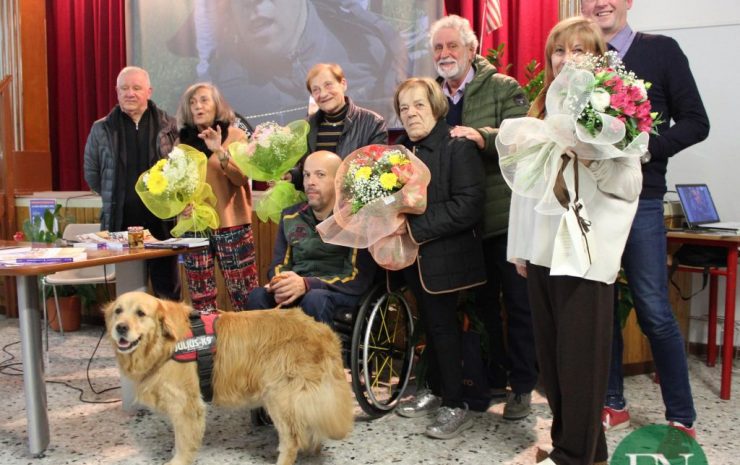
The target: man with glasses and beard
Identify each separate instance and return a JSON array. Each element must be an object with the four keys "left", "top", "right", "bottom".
[{"left": 426, "top": 14, "right": 536, "bottom": 421}]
